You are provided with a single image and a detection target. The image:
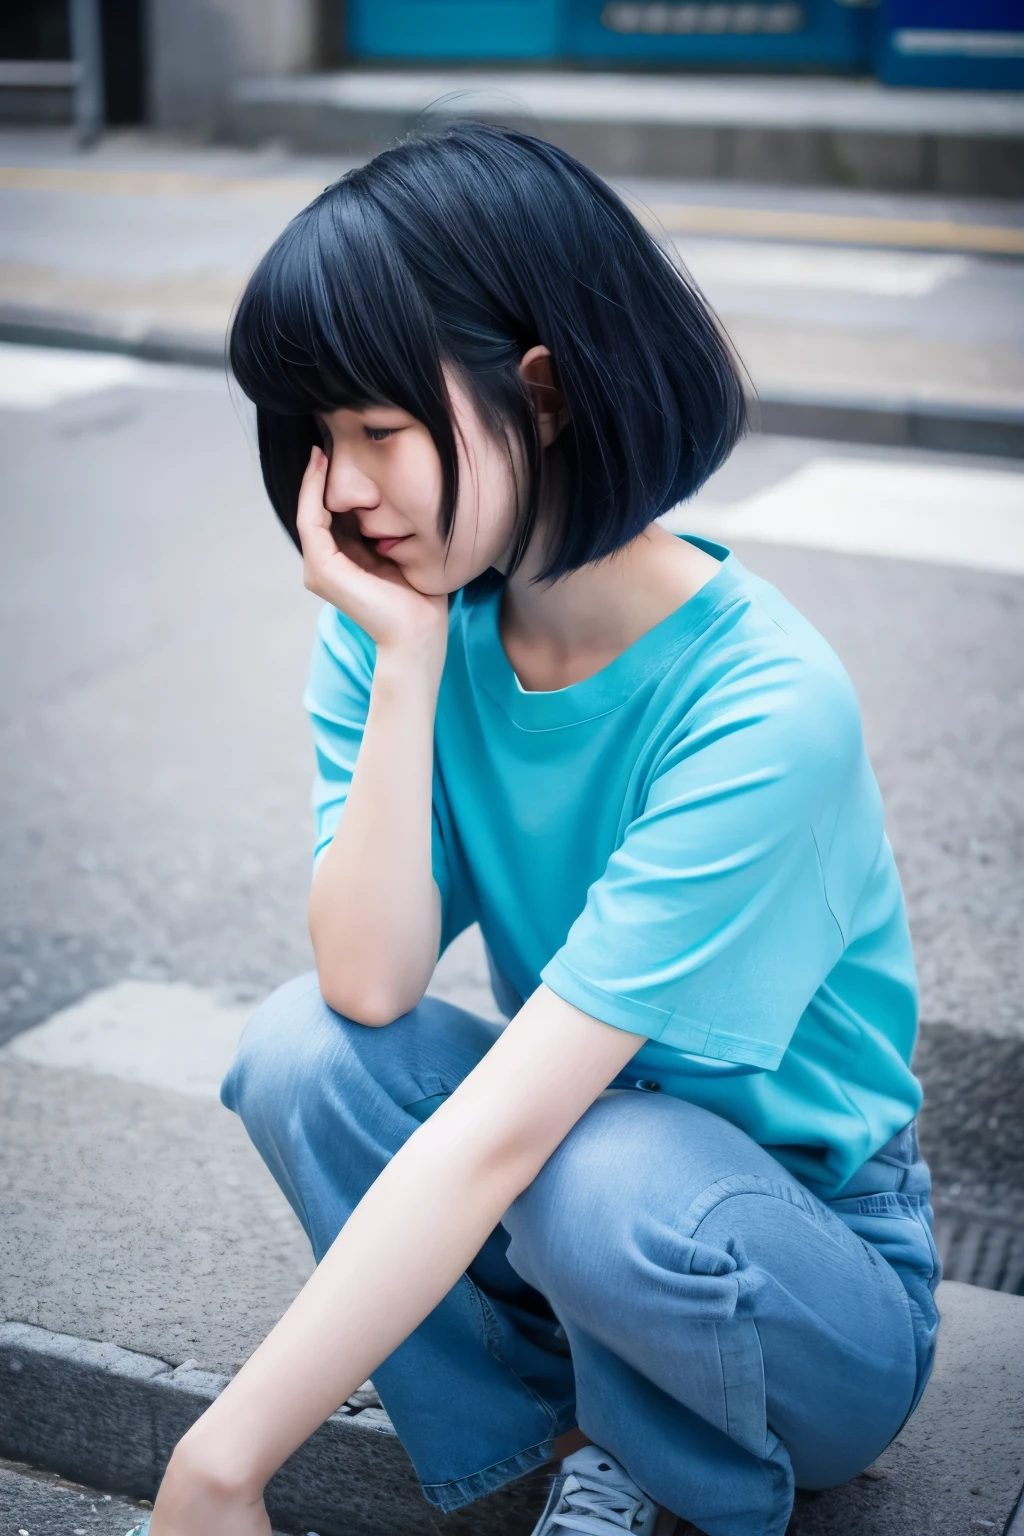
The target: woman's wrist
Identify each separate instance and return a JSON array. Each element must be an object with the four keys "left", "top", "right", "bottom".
[
  {"left": 374, "top": 630, "right": 448, "bottom": 689},
  {"left": 166, "top": 1421, "right": 265, "bottom": 1502}
]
